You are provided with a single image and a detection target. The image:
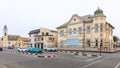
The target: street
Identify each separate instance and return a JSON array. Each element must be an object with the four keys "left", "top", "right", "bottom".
[{"left": 0, "top": 48, "right": 120, "bottom": 68}]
